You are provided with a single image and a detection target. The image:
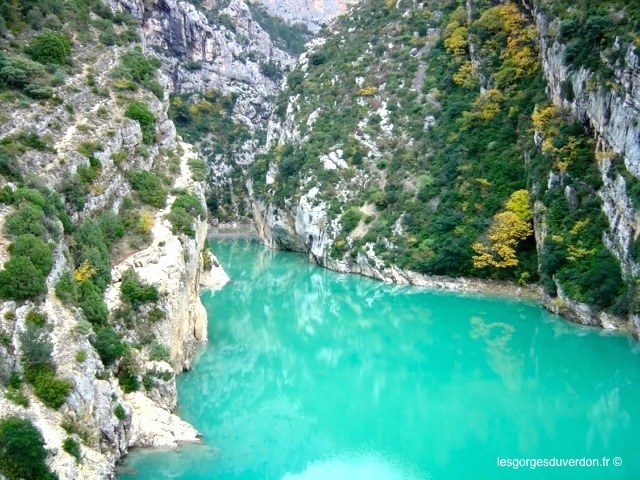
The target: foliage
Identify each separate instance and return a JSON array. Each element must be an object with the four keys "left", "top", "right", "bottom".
[
  {"left": 0, "top": 54, "right": 51, "bottom": 99},
  {"left": 167, "top": 192, "right": 205, "bottom": 237},
  {"left": 473, "top": 190, "right": 533, "bottom": 269},
  {"left": 25, "top": 310, "right": 47, "bottom": 329},
  {"left": 188, "top": 158, "right": 208, "bottom": 182},
  {"left": 114, "top": 404, "right": 126, "bottom": 421},
  {"left": 340, "top": 207, "right": 363, "bottom": 234},
  {"left": 0, "top": 255, "right": 47, "bottom": 300},
  {"left": 91, "top": 325, "right": 124, "bottom": 367},
  {"left": 20, "top": 323, "right": 71, "bottom": 409},
  {"left": 125, "top": 101, "right": 156, "bottom": 144},
  {"left": 4, "top": 203, "right": 47, "bottom": 239},
  {"left": 126, "top": 170, "right": 166, "bottom": 208},
  {"left": 111, "top": 49, "right": 162, "bottom": 97},
  {"left": 25, "top": 31, "right": 71, "bottom": 65},
  {"left": 117, "top": 348, "right": 139, "bottom": 393},
  {"left": 79, "top": 280, "right": 108, "bottom": 325},
  {"left": 149, "top": 343, "right": 170, "bottom": 362},
  {"left": 9, "top": 234, "right": 53, "bottom": 276},
  {"left": 62, "top": 437, "right": 81, "bottom": 463},
  {"left": 120, "top": 269, "right": 159, "bottom": 309},
  {"left": 0, "top": 417, "right": 57, "bottom": 480},
  {"left": 55, "top": 271, "right": 79, "bottom": 304},
  {"left": 73, "top": 260, "right": 97, "bottom": 283}
]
